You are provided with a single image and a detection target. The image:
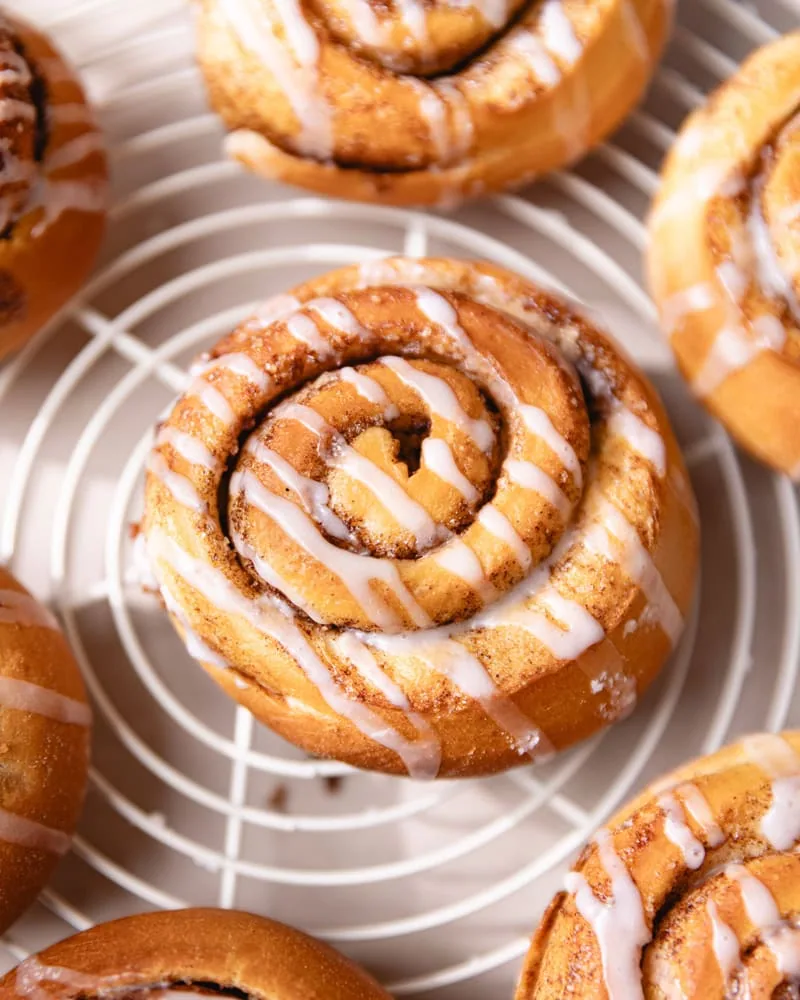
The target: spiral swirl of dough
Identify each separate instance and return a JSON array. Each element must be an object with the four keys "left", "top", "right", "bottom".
[
  {"left": 197, "top": 0, "right": 673, "bottom": 205},
  {"left": 143, "top": 257, "right": 698, "bottom": 778},
  {"left": 518, "top": 731, "right": 800, "bottom": 999},
  {"left": 648, "top": 31, "right": 800, "bottom": 478}
]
